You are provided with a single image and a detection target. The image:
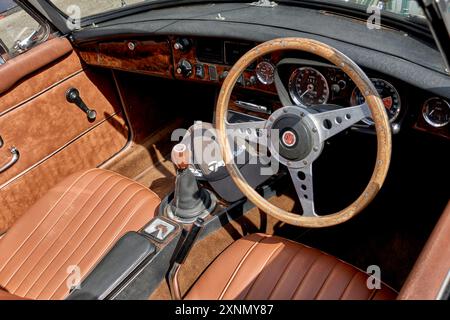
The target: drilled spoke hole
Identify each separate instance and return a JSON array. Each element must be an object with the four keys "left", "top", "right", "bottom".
[
  {"left": 297, "top": 171, "right": 306, "bottom": 180},
  {"left": 323, "top": 119, "right": 332, "bottom": 130}
]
